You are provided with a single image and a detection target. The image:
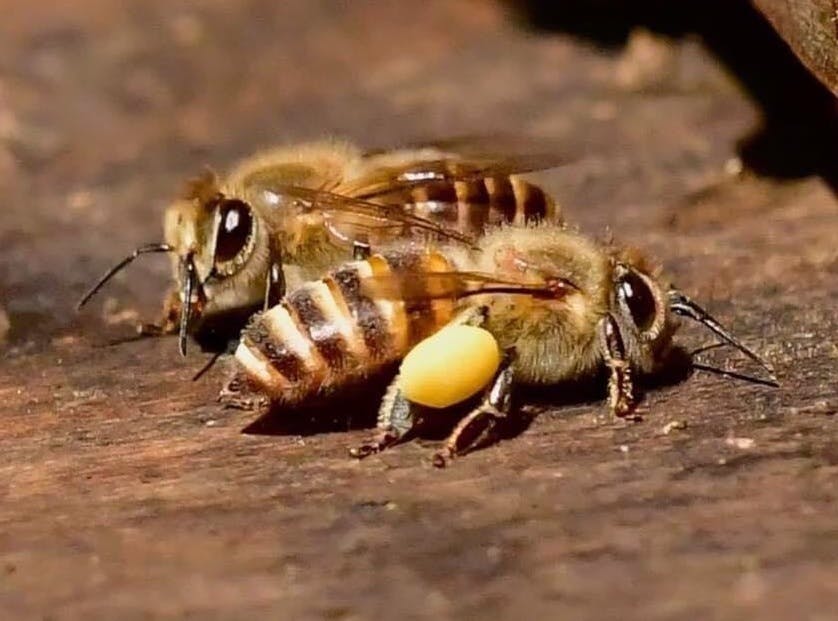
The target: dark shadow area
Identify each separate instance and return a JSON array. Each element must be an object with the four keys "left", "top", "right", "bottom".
[
  {"left": 97, "top": 320, "right": 244, "bottom": 354},
  {"left": 240, "top": 346, "right": 696, "bottom": 439},
  {"left": 231, "top": 342, "right": 771, "bottom": 440},
  {"left": 520, "top": 344, "right": 777, "bottom": 416},
  {"left": 411, "top": 396, "right": 539, "bottom": 443},
  {"left": 506, "top": 0, "right": 838, "bottom": 190},
  {"left": 239, "top": 372, "right": 392, "bottom": 437},
  {"left": 238, "top": 367, "right": 542, "bottom": 445},
  {"left": 193, "top": 307, "right": 262, "bottom": 353}
]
